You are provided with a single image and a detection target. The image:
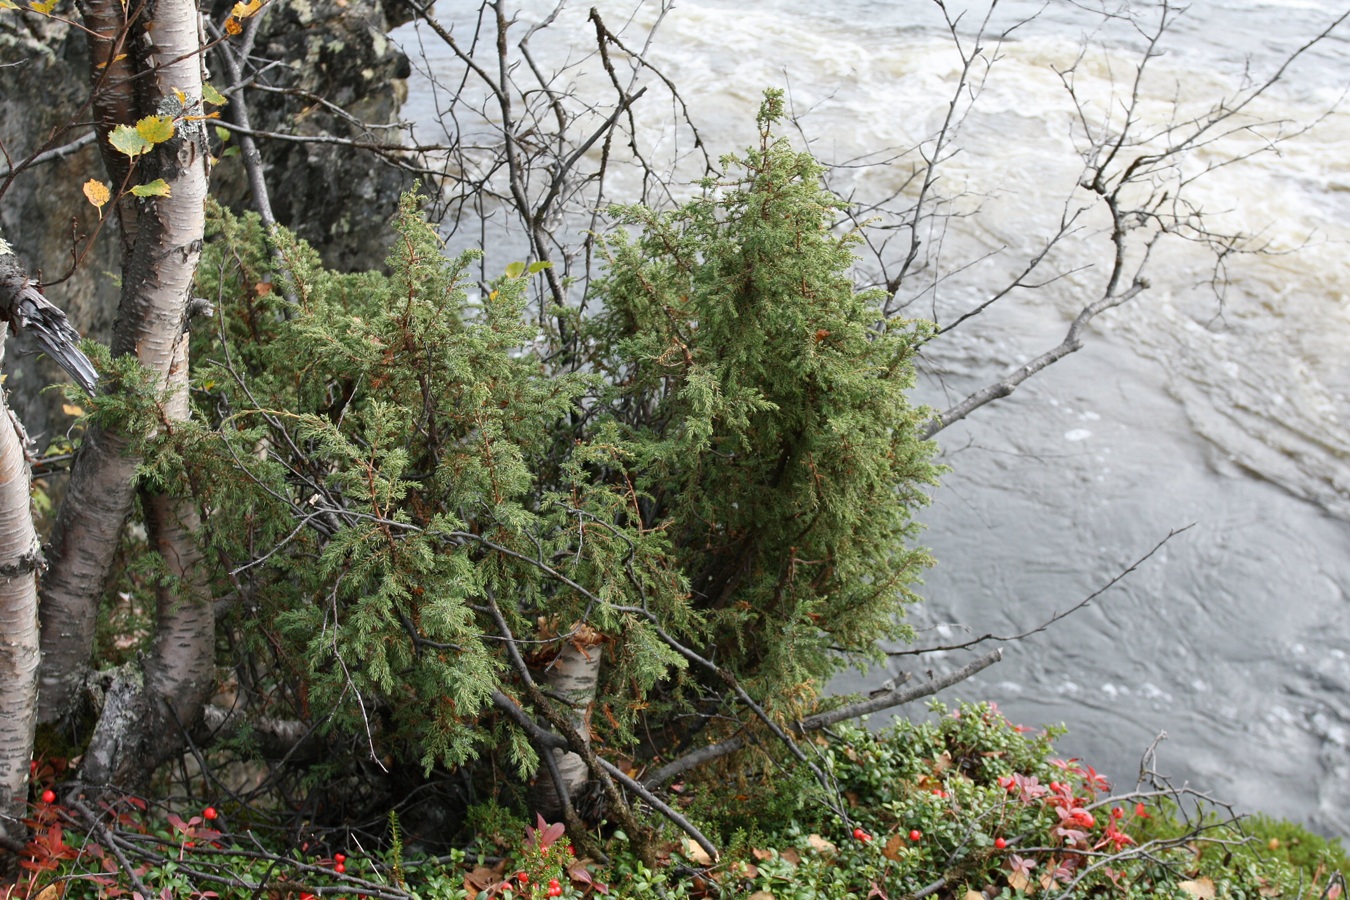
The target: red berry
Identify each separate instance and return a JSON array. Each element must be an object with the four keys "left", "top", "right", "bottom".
[
  {"left": 202, "top": 806, "right": 218, "bottom": 820},
  {"left": 1111, "top": 806, "right": 1125, "bottom": 820},
  {"left": 40, "top": 789, "right": 55, "bottom": 804},
  {"left": 994, "top": 837, "right": 1007, "bottom": 849},
  {"left": 334, "top": 853, "right": 346, "bottom": 864},
  {"left": 548, "top": 879, "right": 563, "bottom": 897},
  {"left": 517, "top": 871, "right": 529, "bottom": 885},
  {"left": 909, "top": 829, "right": 922, "bottom": 842},
  {"left": 852, "top": 827, "right": 871, "bottom": 842},
  {"left": 334, "top": 862, "right": 346, "bottom": 874}
]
